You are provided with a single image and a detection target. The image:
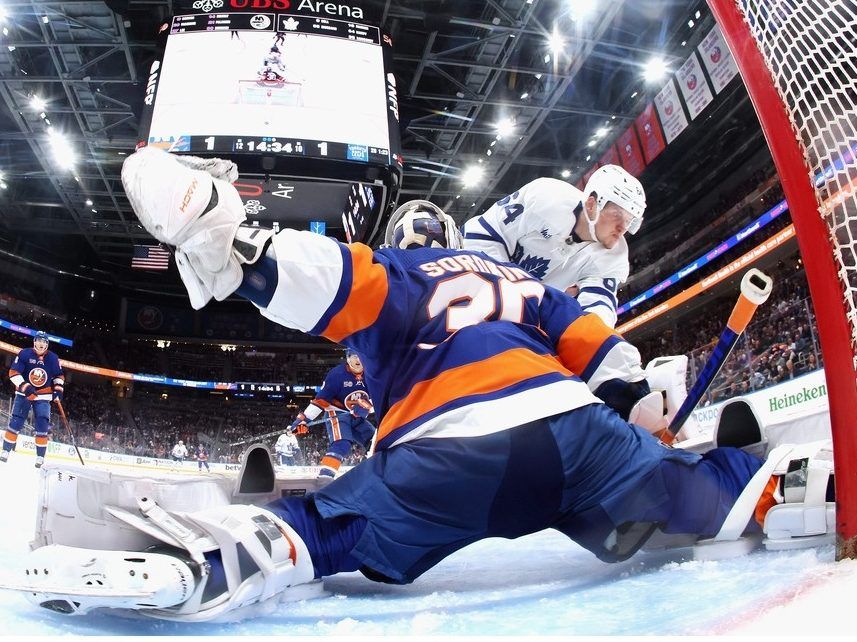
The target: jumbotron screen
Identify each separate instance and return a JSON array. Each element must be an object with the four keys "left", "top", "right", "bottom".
[{"left": 141, "top": 9, "right": 396, "bottom": 167}]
